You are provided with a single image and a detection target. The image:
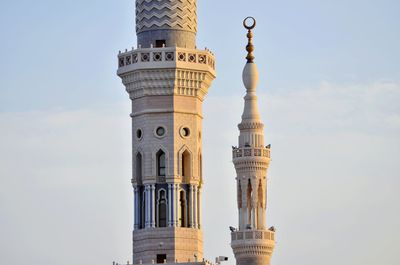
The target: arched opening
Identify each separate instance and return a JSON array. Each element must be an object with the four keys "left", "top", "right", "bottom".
[
  {"left": 179, "top": 190, "right": 187, "bottom": 227},
  {"left": 157, "top": 189, "right": 167, "bottom": 228},
  {"left": 136, "top": 153, "right": 143, "bottom": 185},
  {"left": 247, "top": 179, "right": 253, "bottom": 228},
  {"left": 157, "top": 150, "right": 166, "bottom": 176},
  {"left": 181, "top": 150, "right": 191, "bottom": 183}
]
